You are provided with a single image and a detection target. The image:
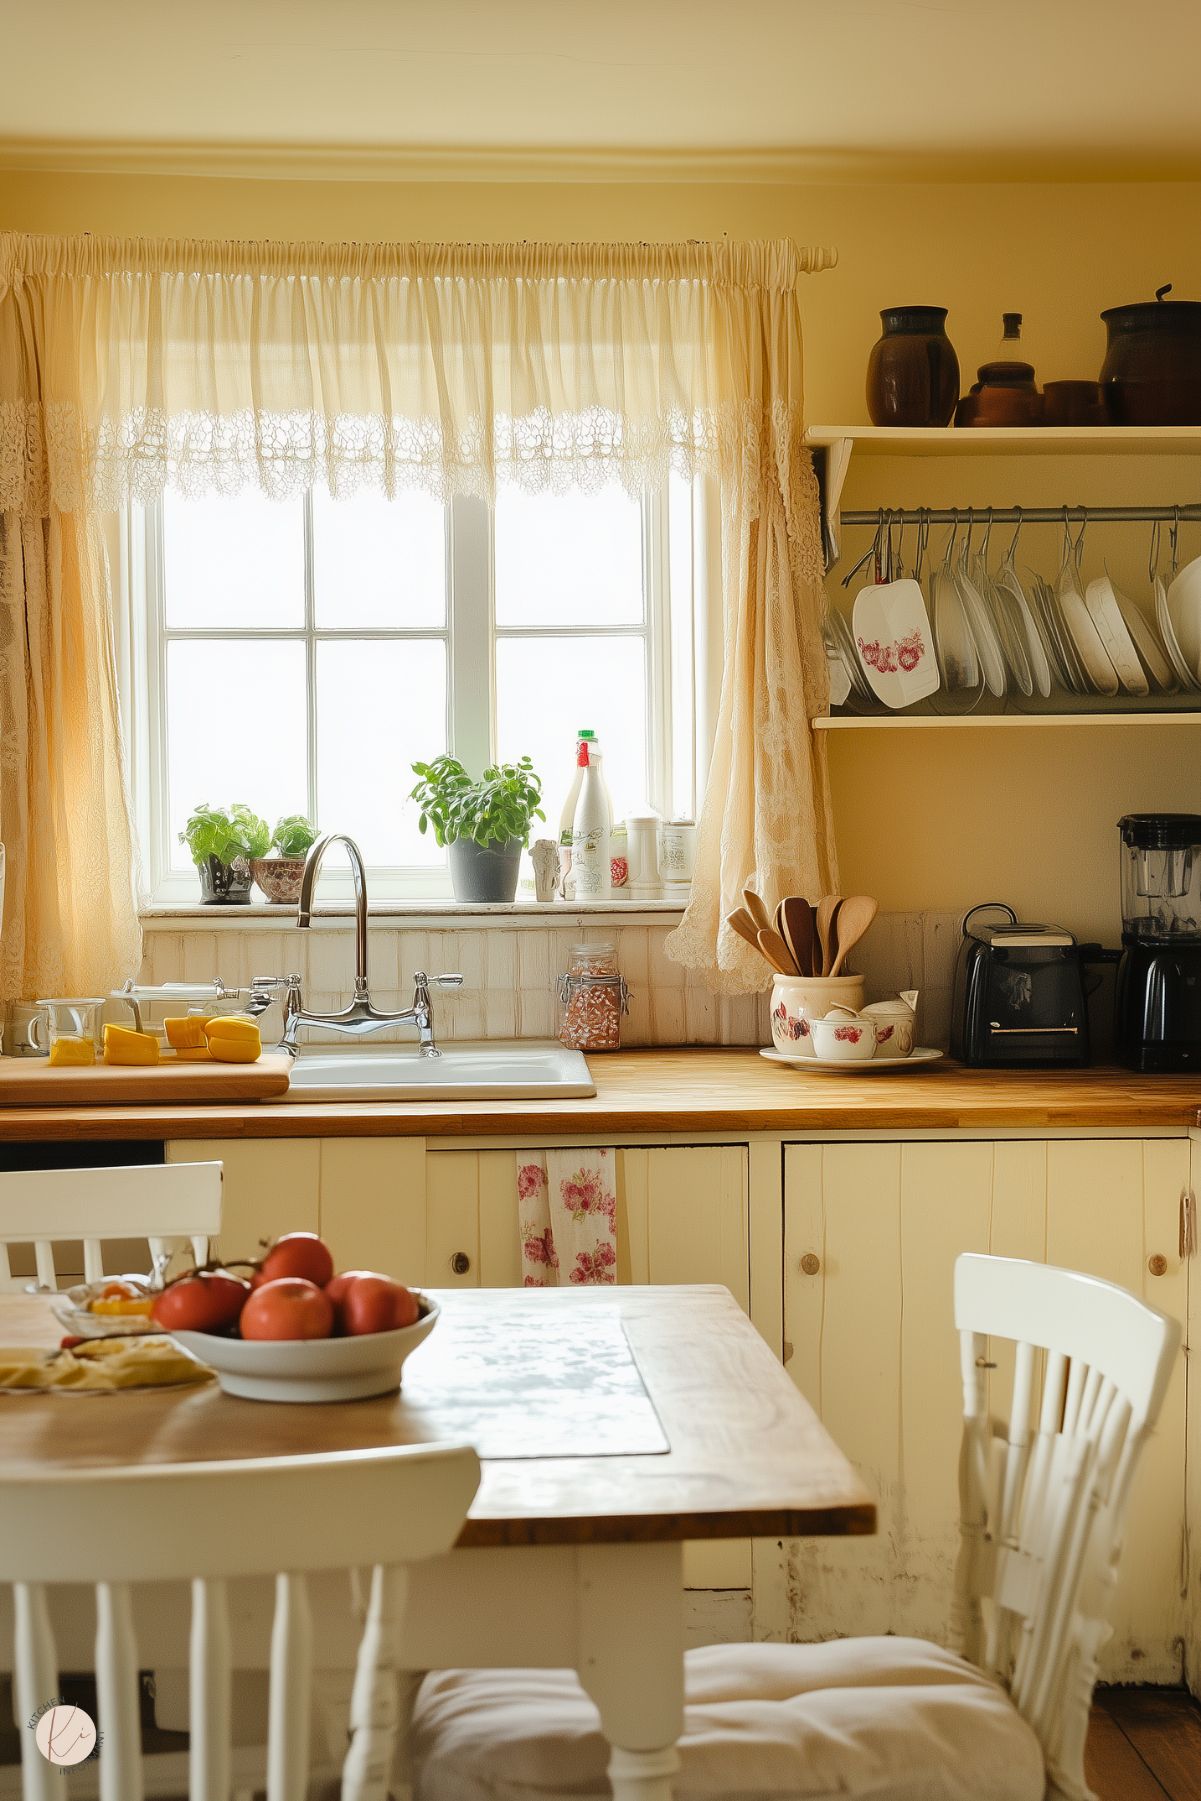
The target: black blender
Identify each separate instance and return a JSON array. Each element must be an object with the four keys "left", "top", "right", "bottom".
[{"left": 1115, "top": 814, "right": 1201, "bottom": 1071}]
